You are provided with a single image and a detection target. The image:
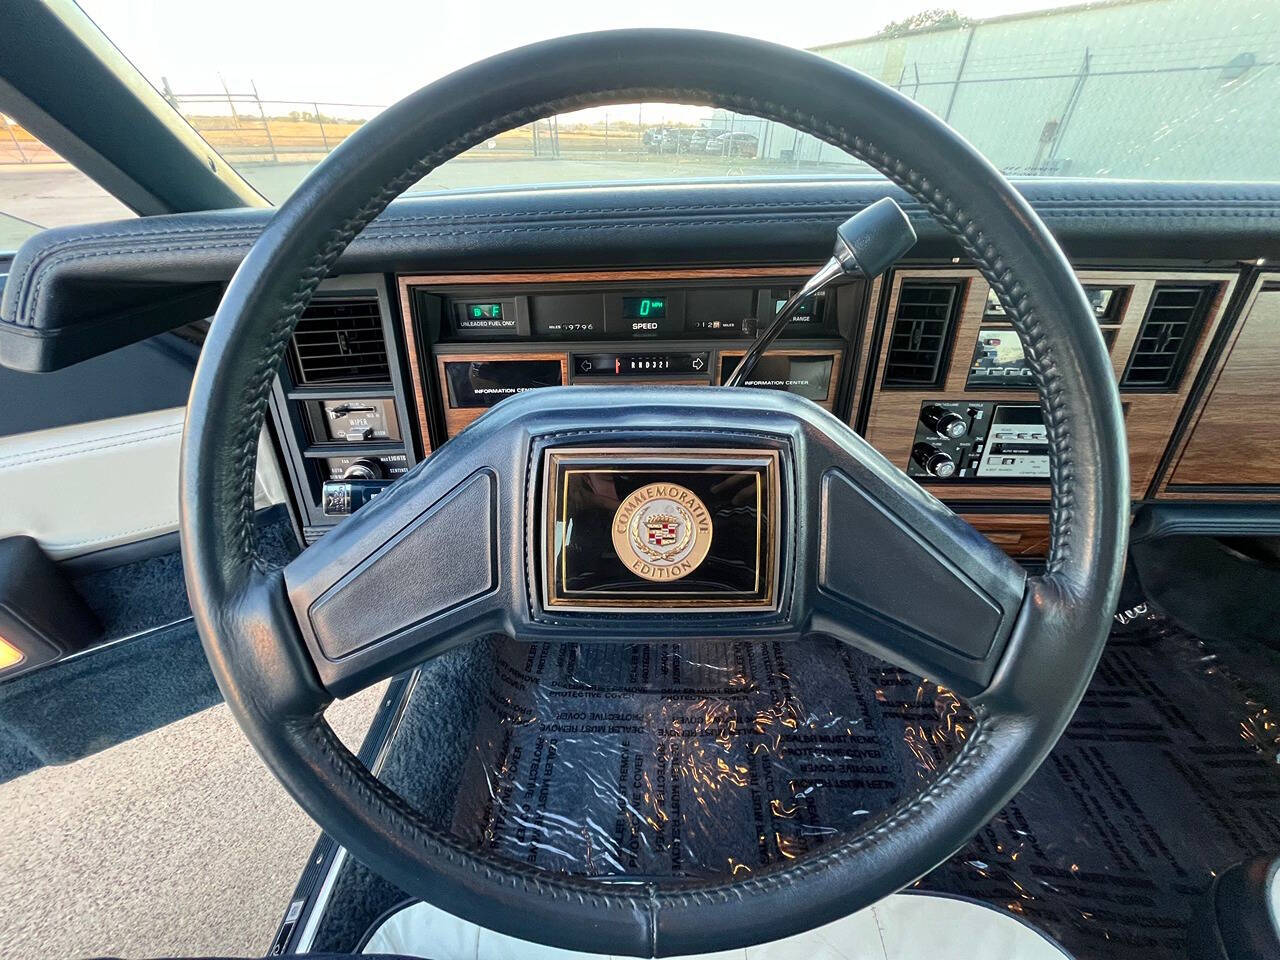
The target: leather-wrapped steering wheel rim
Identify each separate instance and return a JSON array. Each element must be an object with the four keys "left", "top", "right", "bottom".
[{"left": 180, "top": 29, "right": 1128, "bottom": 957}]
